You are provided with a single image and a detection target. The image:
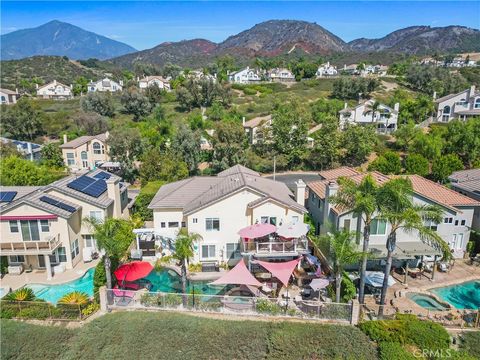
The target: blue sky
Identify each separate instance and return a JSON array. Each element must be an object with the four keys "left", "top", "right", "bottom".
[{"left": 2, "top": 1, "right": 479, "bottom": 50}]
